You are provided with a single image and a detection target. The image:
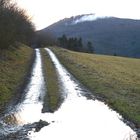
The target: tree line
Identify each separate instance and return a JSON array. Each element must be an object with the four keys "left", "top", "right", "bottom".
[
  {"left": 0, "top": 0, "right": 35, "bottom": 50},
  {"left": 58, "top": 34, "right": 94, "bottom": 53},
  {"left": 33, "top": 31, "right": 56, "bottom": 48},
  {"left": 34, "top": 32, "right": 95, "bottom": 53}
]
